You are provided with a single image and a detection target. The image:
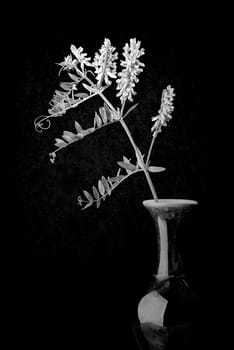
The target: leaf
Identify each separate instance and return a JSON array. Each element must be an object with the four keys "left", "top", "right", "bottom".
[
  {"left": 99, "top": 107, "right": 107, "bottom": 124},
  {"left": 123, "top": 156, "right": 130, "bottom": 163},
  {"left": 83, "top": 190, "right": 93, "bottom": 202},
  {"left": 123, "top": 103, "right": 139, "bottom": 118},
  {"left": 101, "top": 176, "right": 111, "bottom": 196},
  {"left": 81, "top": 127, "right": 95, "bottom": 136},
  {"left": 82, "top": 83, "right": 96, "bottom": 93},
  {"left": 51, "top": 96, "right": 63, "bottom": 104},
  {"left": 75, "top": 133, "right": 84, "bottom": 140},
  {"left": 74, "top": 121, "right": 82, "bottom": 133},
  {"left": 74, "top": 92, "right": 89, "bottom": 99},
  {"left": 54, "top": 138, "right": 67, "bottom": 147},
  {"left": 108, "top": 175, "right": 125, "bottom": 183},
  {"left": 63, "top": 130, "right": 76, "bottom": 137},
  {"left": 96, "top": 199, "right": 101, "bottom": 209},
  {"left": 94, "top": 112, "right": 102, "bottom": 128},
  {"left": 62, "top": 130, "right": 76, "bottom": 143},
  {"left": 92, "top": 186, "right": 100, "bottom": 200},
  {"left": 104, "top": 103, "right": 112, "bottom": 122},
  {"left": 135, "top": 147, "right": 145, "bottom": 168},
  {"left": 60, "top": 82, "right": 74, "bottom": 90},
  {"left": 82, "top": 201, "right": 93, "bottom": 210},
  {"left": 122, "top": 156, "right": 132, "bottom": 174},
  {"left": 117, "top": 161, "right": 136, "bottom": 172},
  {"left": 62, "top": 135, "right": 74, "bottom": 143},
  {"left": 98, "top": 179, "right": 105, "bottom": 196},
  {"left": 55, "top": 90, "right": 67, "bottom": 96},
  {"left": 148, "top": 166, "right": 166, "bottom": 173},
  {"left": 68, "top": 73, "right": 81, "bottom": 82}
]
